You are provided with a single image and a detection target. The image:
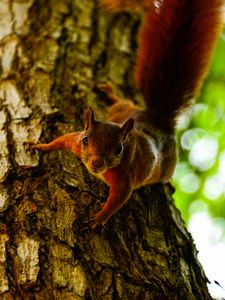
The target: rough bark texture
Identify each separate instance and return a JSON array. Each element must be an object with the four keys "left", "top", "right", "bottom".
[{"left": 0, "top": 0, "right": 212, "bottom": 299}]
